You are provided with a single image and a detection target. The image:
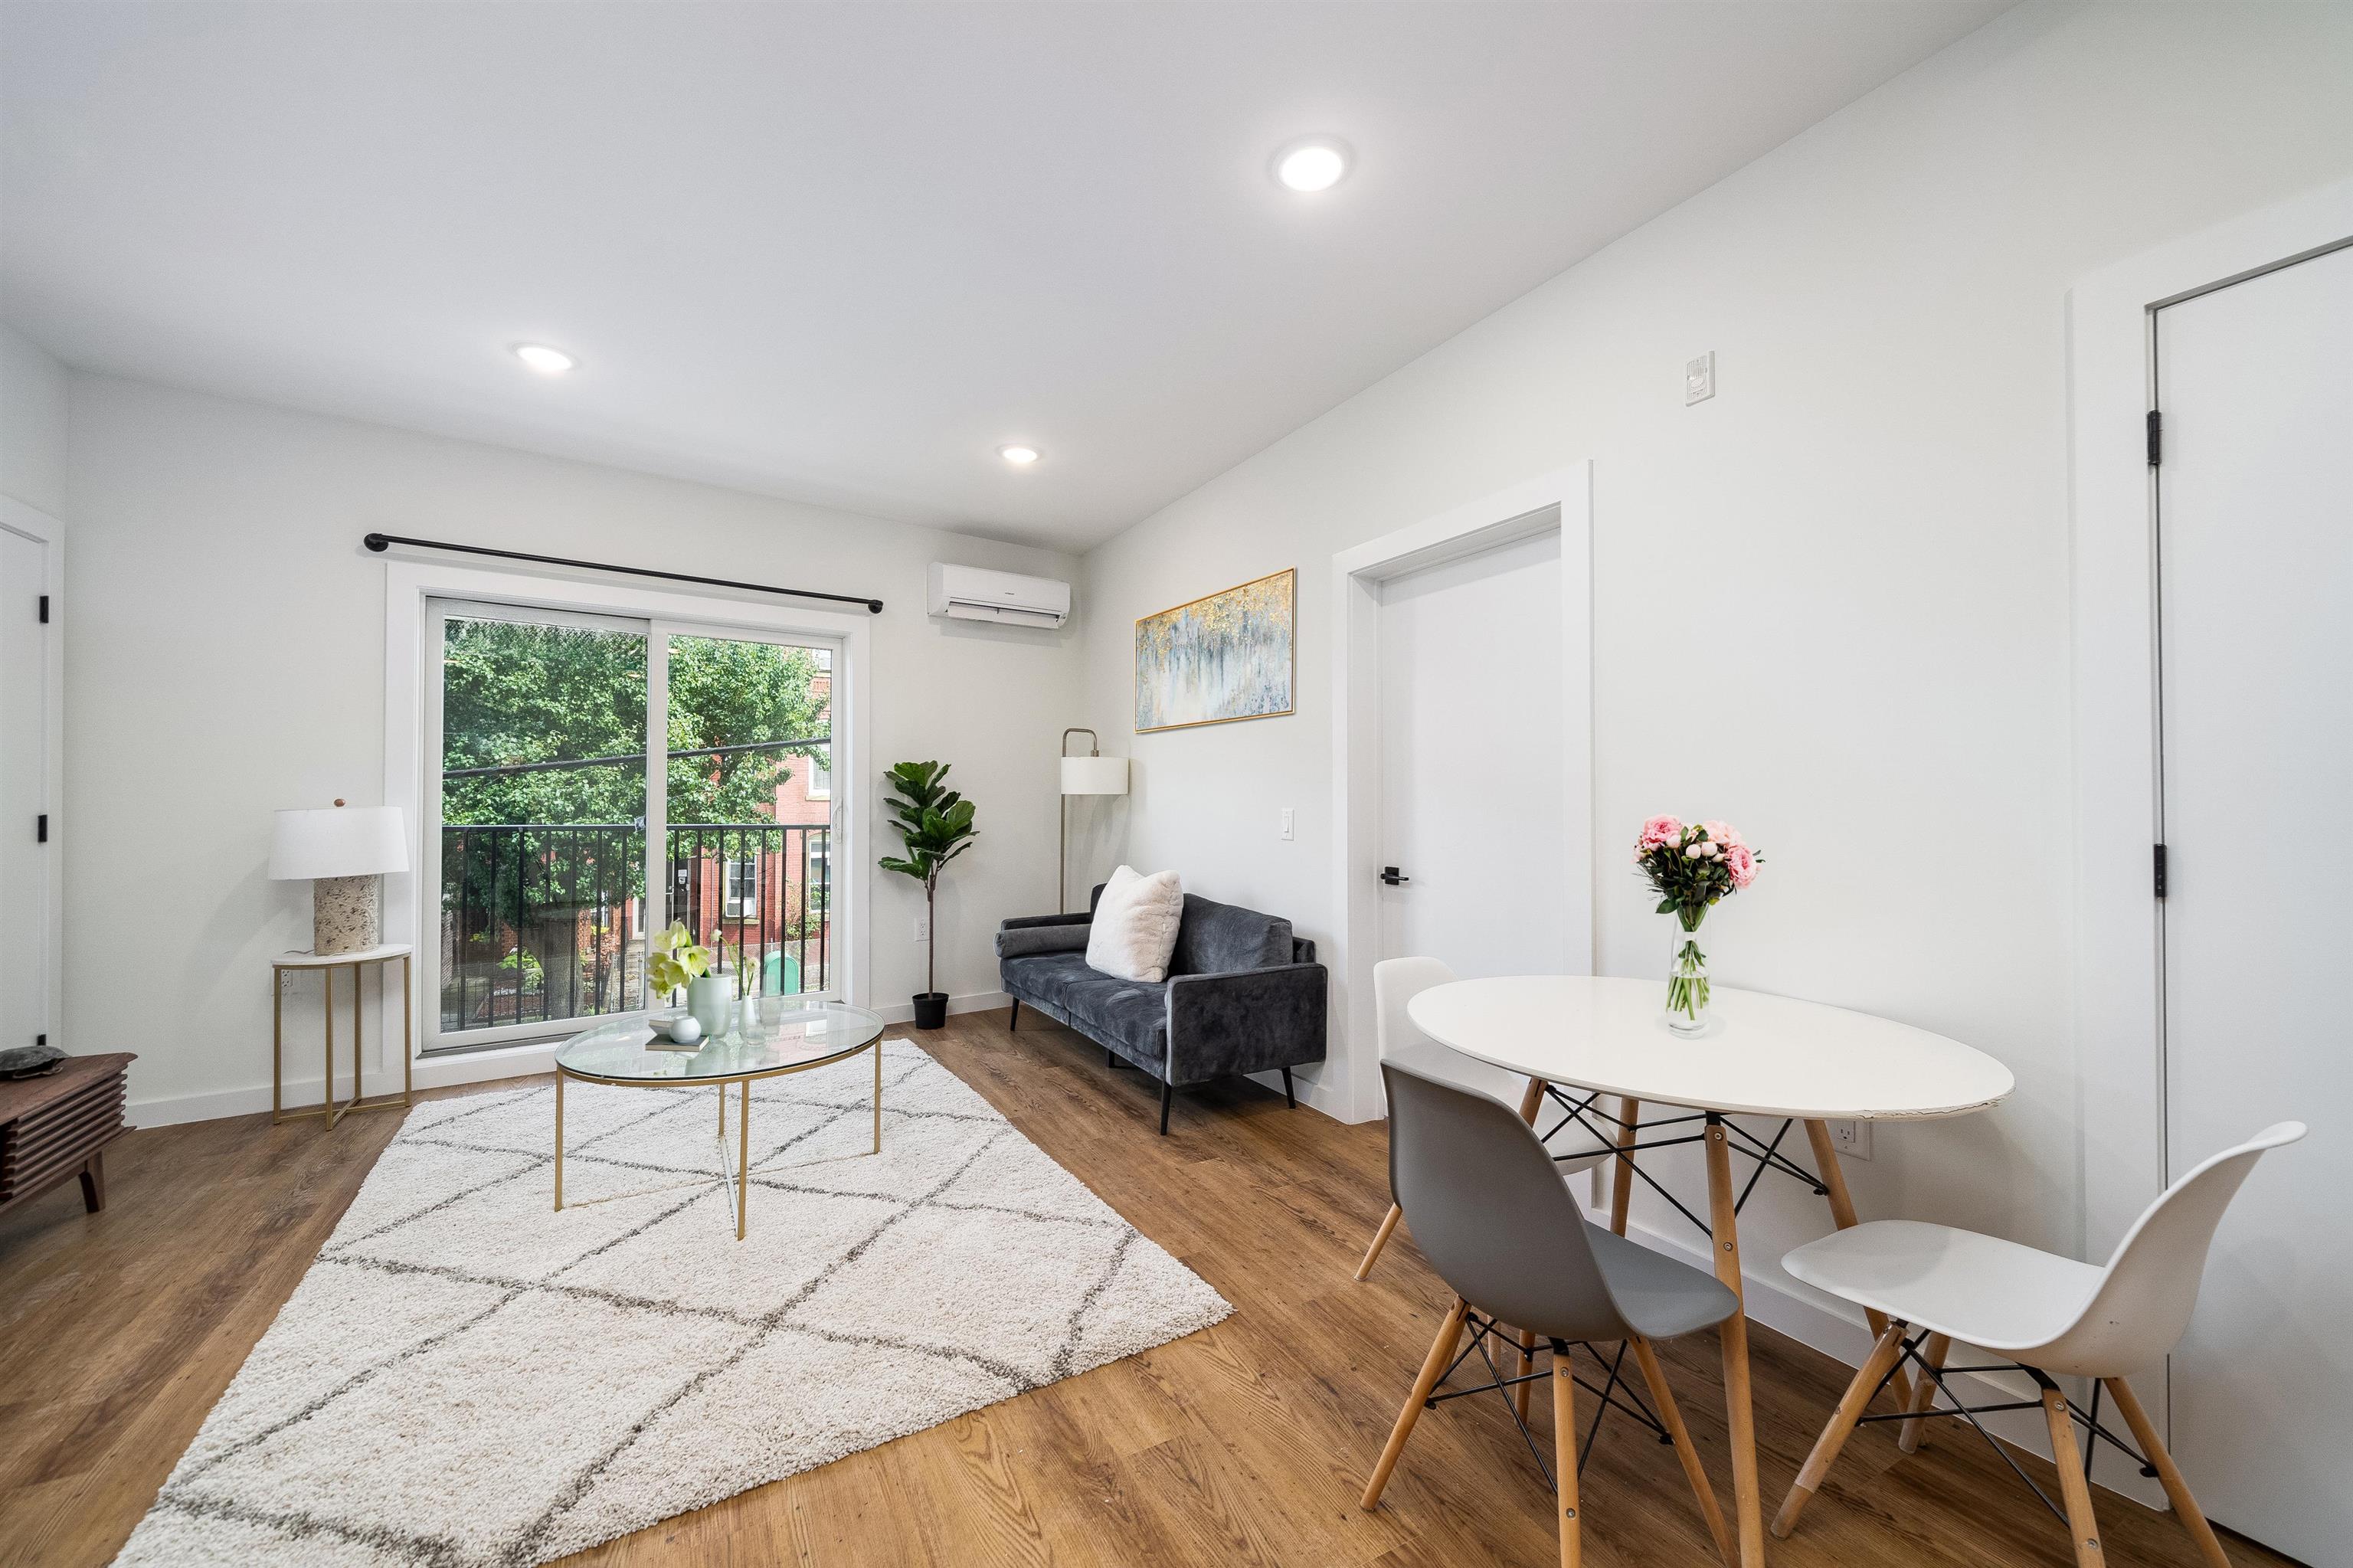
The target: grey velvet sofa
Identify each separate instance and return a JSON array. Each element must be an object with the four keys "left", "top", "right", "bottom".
[{"left": 996, "top": 884, "right": 1327, "bottom": 1134}]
